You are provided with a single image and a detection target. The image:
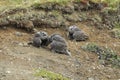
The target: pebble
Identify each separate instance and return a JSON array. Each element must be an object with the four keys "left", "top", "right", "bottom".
[
  {"left": 28, "top": 58, "right": 31, "bottom": 61},
  {"left": 92, "top": 66, "right": 96, "bottom": 70},
  {"left": 23, "top": 42, "right": 29, "bottom": 47},
  {"left": 18, "top": 42, "right": 29, "bottom": 47},
  {"left": 15, "top": 32, "right": 23, "bottom": 36},
  {"left": 33, "top": 28, "right": 38, "bottom": 33},
  {"left": 88, "top": 77, "right": 94, "bottom": 80},
  {"left": 18, "top": 43, "right": 23, "bottom": 46},
  {"left": 88, "top": 69, "right": 92, "bottom": 72},
  {"left": 0, "top": 50, "right": 2, "bottom": 53},
  {"left": 6, "top": 71, "right": 11, "bottom": 74}
]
